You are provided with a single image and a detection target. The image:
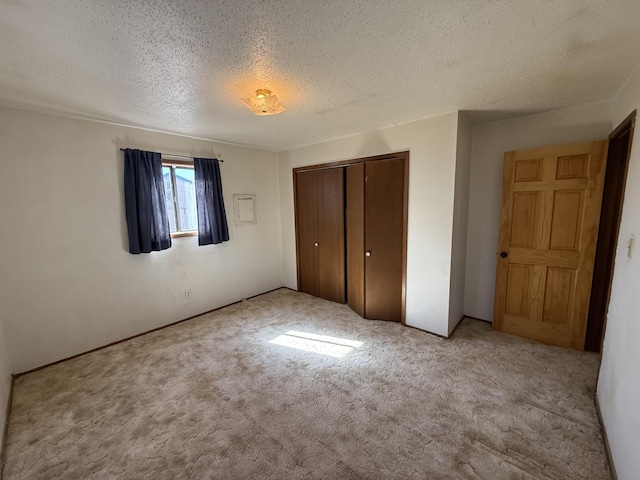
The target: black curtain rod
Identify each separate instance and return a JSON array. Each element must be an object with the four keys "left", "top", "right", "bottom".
[{"left": 119, "top": 148, "right": 224, "bottom": 162}]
